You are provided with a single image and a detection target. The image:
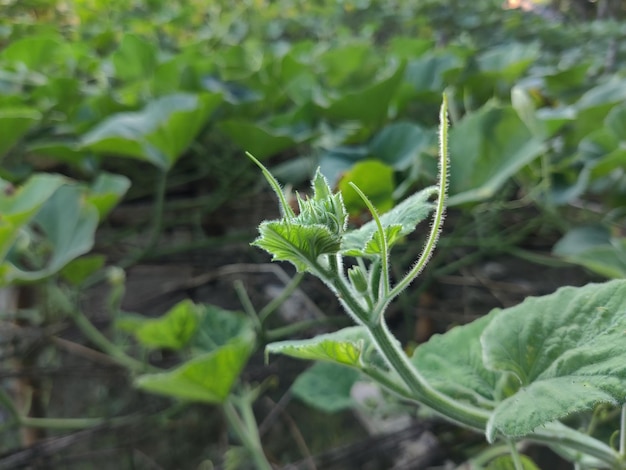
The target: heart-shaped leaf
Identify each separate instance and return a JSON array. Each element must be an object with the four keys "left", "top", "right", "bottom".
[
  {"left": 135, "top": 334, "right": 254, "bottom": 404},
  {"left": 81, "top": 93, "right": 221, "bottom": 170},
  {"left": 482, "top": 280, "right": 626, "bottom": 440},
  {"left": 412, "top": 310, "right": 501, "bottom": 409}
]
